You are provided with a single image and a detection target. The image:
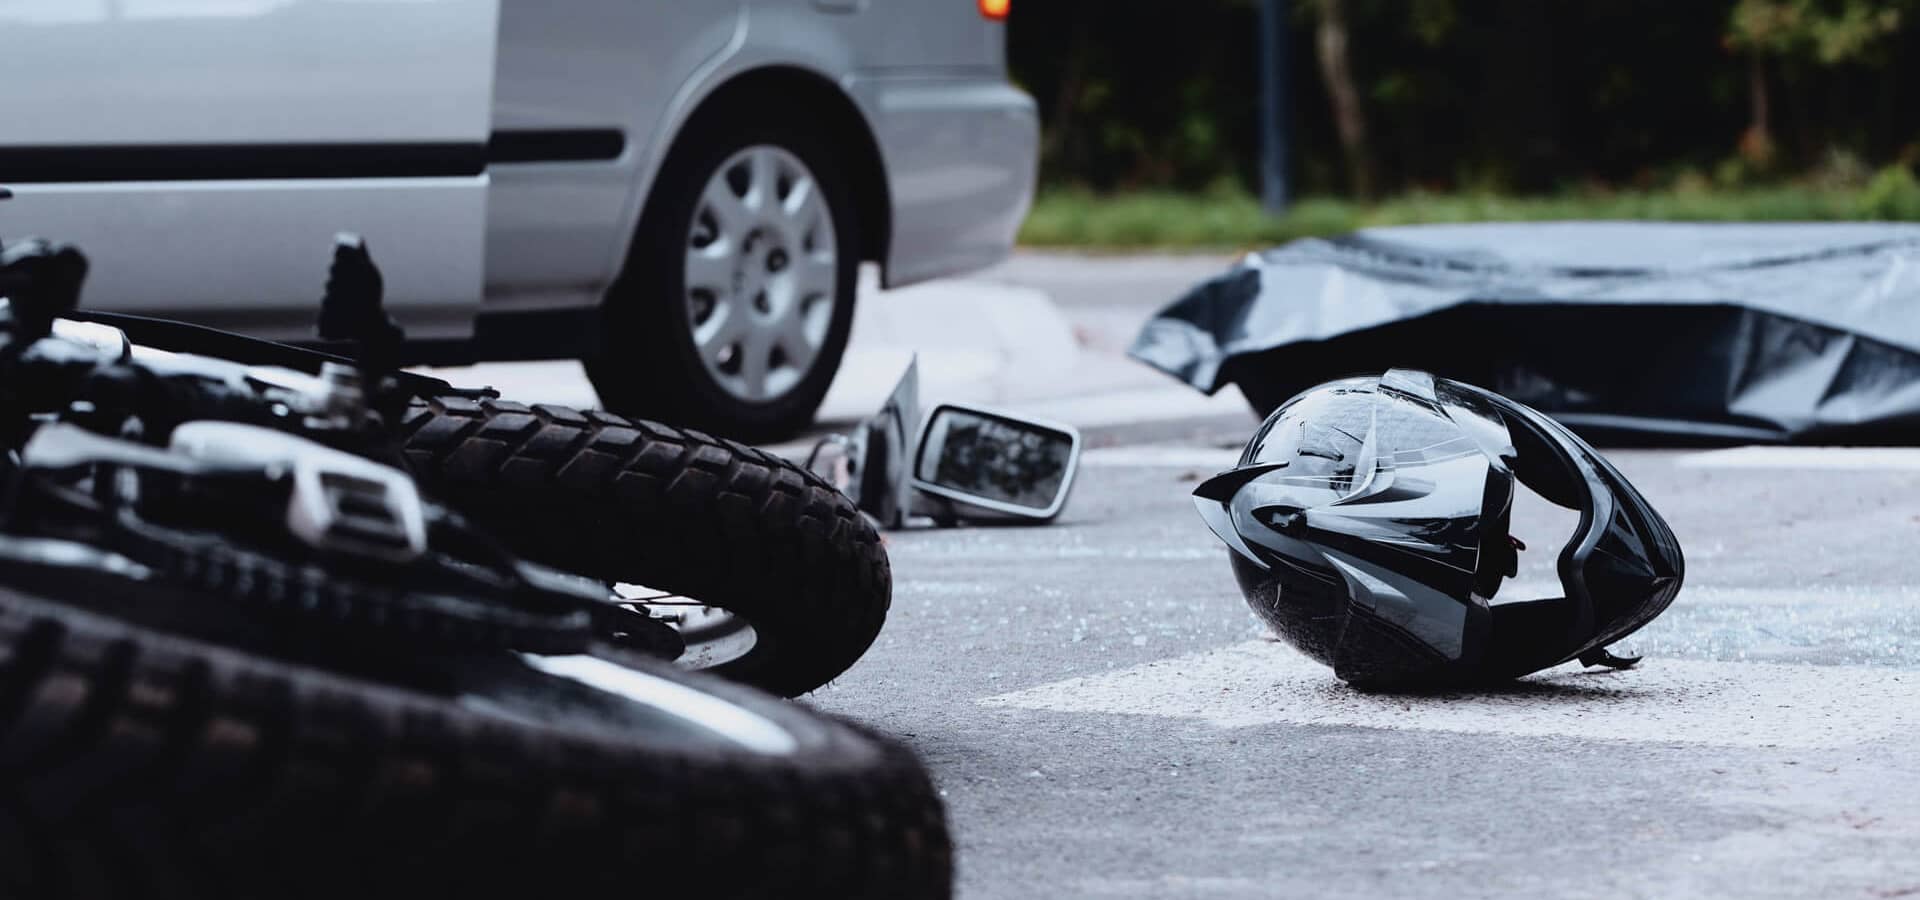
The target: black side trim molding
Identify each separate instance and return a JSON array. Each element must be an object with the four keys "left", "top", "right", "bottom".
[
  {"left": 0, "top": 143, "right": 487, "bottom": 183},
  {"left": 487, "top": 129, "right": 626, "bottom": 163},
  {"left": 1, "top": 130, "right": 627, "bottom": 183}
]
